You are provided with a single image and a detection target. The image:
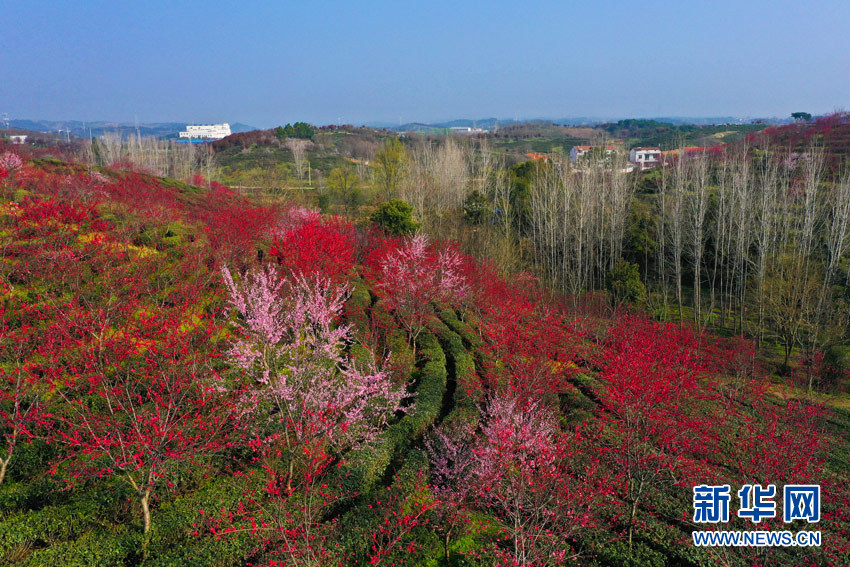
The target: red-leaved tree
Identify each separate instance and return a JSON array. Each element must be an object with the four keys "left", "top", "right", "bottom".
[
  {"left": 0, "top": 299, "right": 46, "bottom": 485},
  {"left": 39, "top": 283, "right": 231, "bottom": 552},
  {"left": 269, "top": 216, "right": 356, "bottom": 283},
  {"left": 595, "top": 316, "right": 721, "bottom": 547}
]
